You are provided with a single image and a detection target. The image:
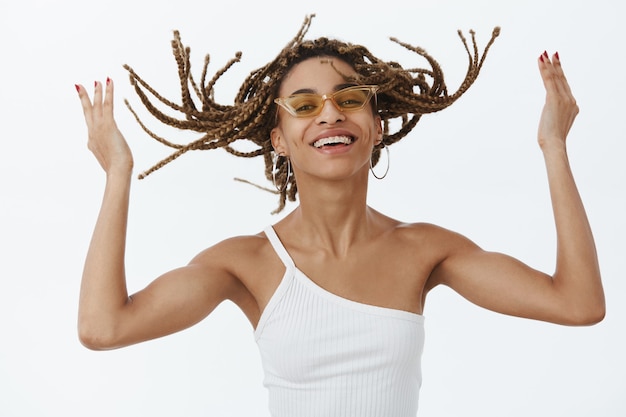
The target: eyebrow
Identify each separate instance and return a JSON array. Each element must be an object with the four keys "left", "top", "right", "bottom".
[{"left": 288, "top": 83, "right": 358, "bottom": 96}]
